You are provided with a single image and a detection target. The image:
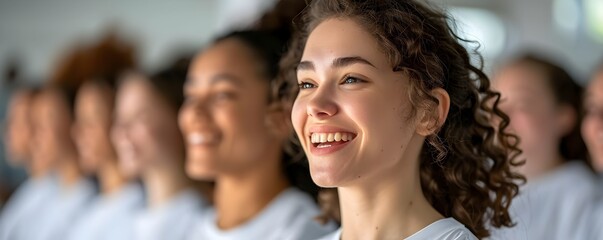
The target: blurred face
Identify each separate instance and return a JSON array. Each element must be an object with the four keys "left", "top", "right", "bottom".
[
  {"left": 73, "top": 83, "right": 116, "bottom": 174},
  {"left": 4, "top": 91, "right": 33, "bottom": 165},
  {"left": 292, "top": 19, "right": 425, "bottom": 187},
  {"left": 583, "top": 71, "right": 603, "bottom": 172},
  {"left": 180, "top": 38, "right": 281, "bottom": 179},
  {"left": 112, "top": 76, "right": 184, "bottom": 178},
  {"left": 30, "top": 89, "right": 75, "bottom": 175},
  {"left": 493, "top": 64, "right": 568, "bottom": 178}
]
